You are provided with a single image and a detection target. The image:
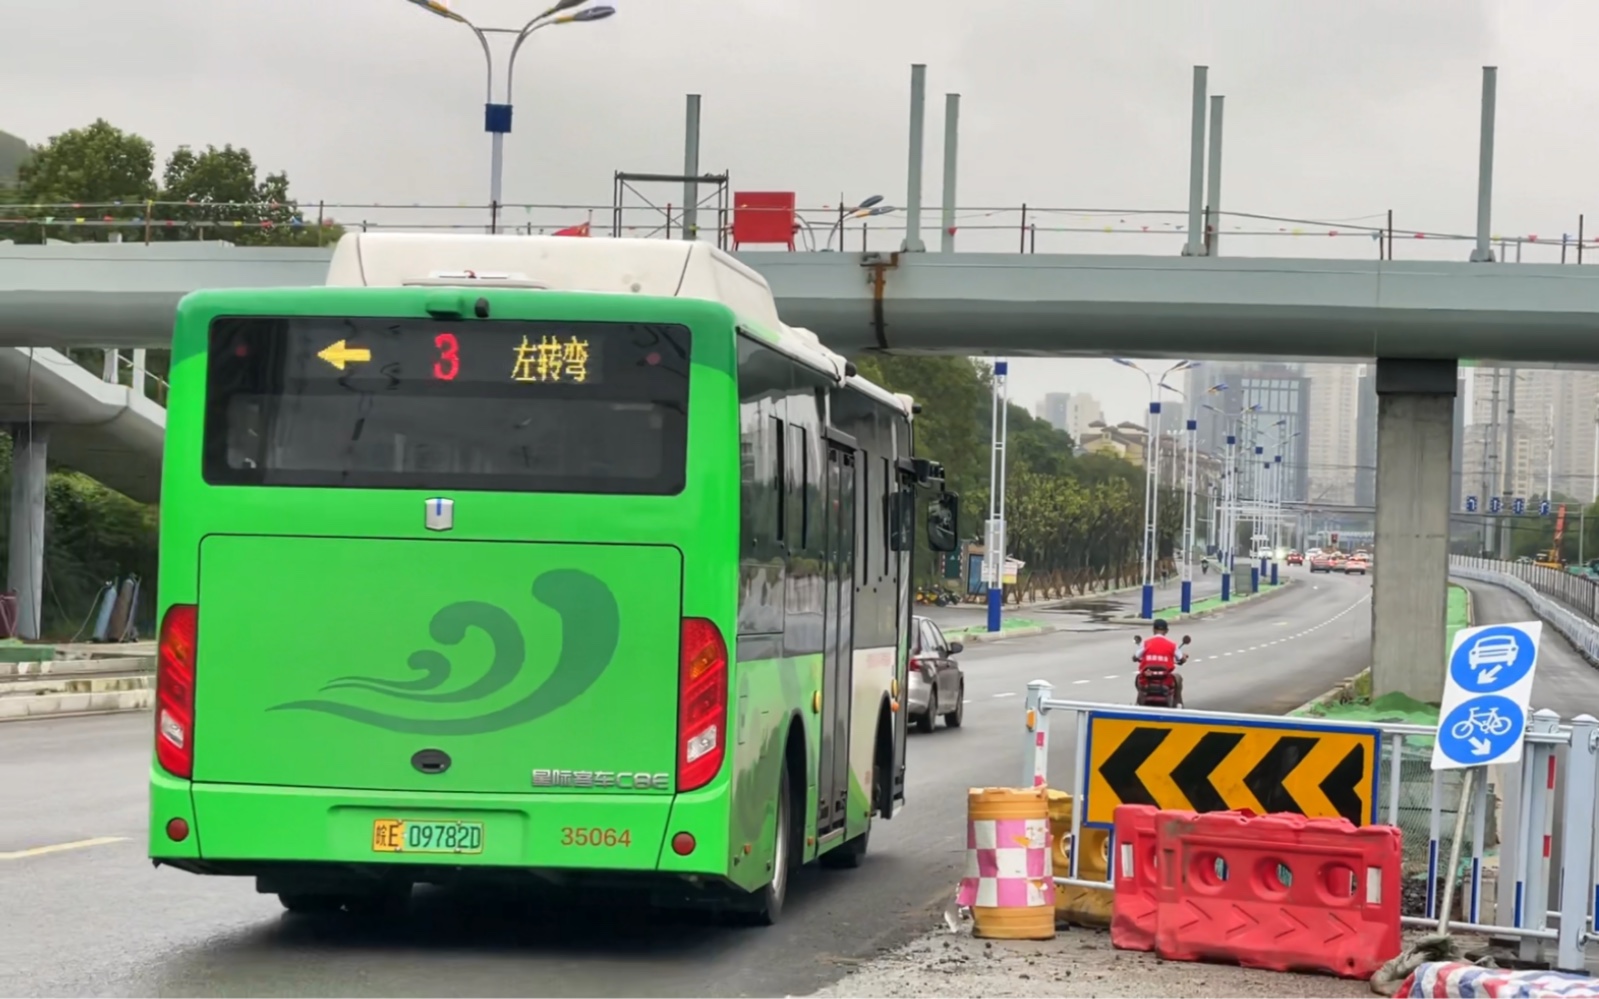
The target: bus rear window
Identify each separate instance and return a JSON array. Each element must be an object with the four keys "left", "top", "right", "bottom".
[{"left": 203, "top": 316, "right": 691, "bottom": 494}]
